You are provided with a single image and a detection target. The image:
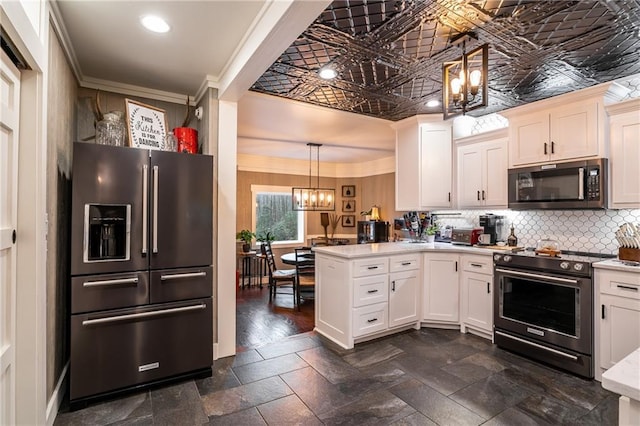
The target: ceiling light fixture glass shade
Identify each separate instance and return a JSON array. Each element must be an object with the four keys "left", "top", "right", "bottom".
[
  {"left": 141, "top": 15, "right": 170, "bottom": 33},
  {"left": 292, "top": 143, "right": 335, "bottom": 211},
  {"left": 443, "top": 34, "right": 488, "bottom": 120},
  {"left": 318, "top": 67, "right": 337, "bottom": 79}
]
